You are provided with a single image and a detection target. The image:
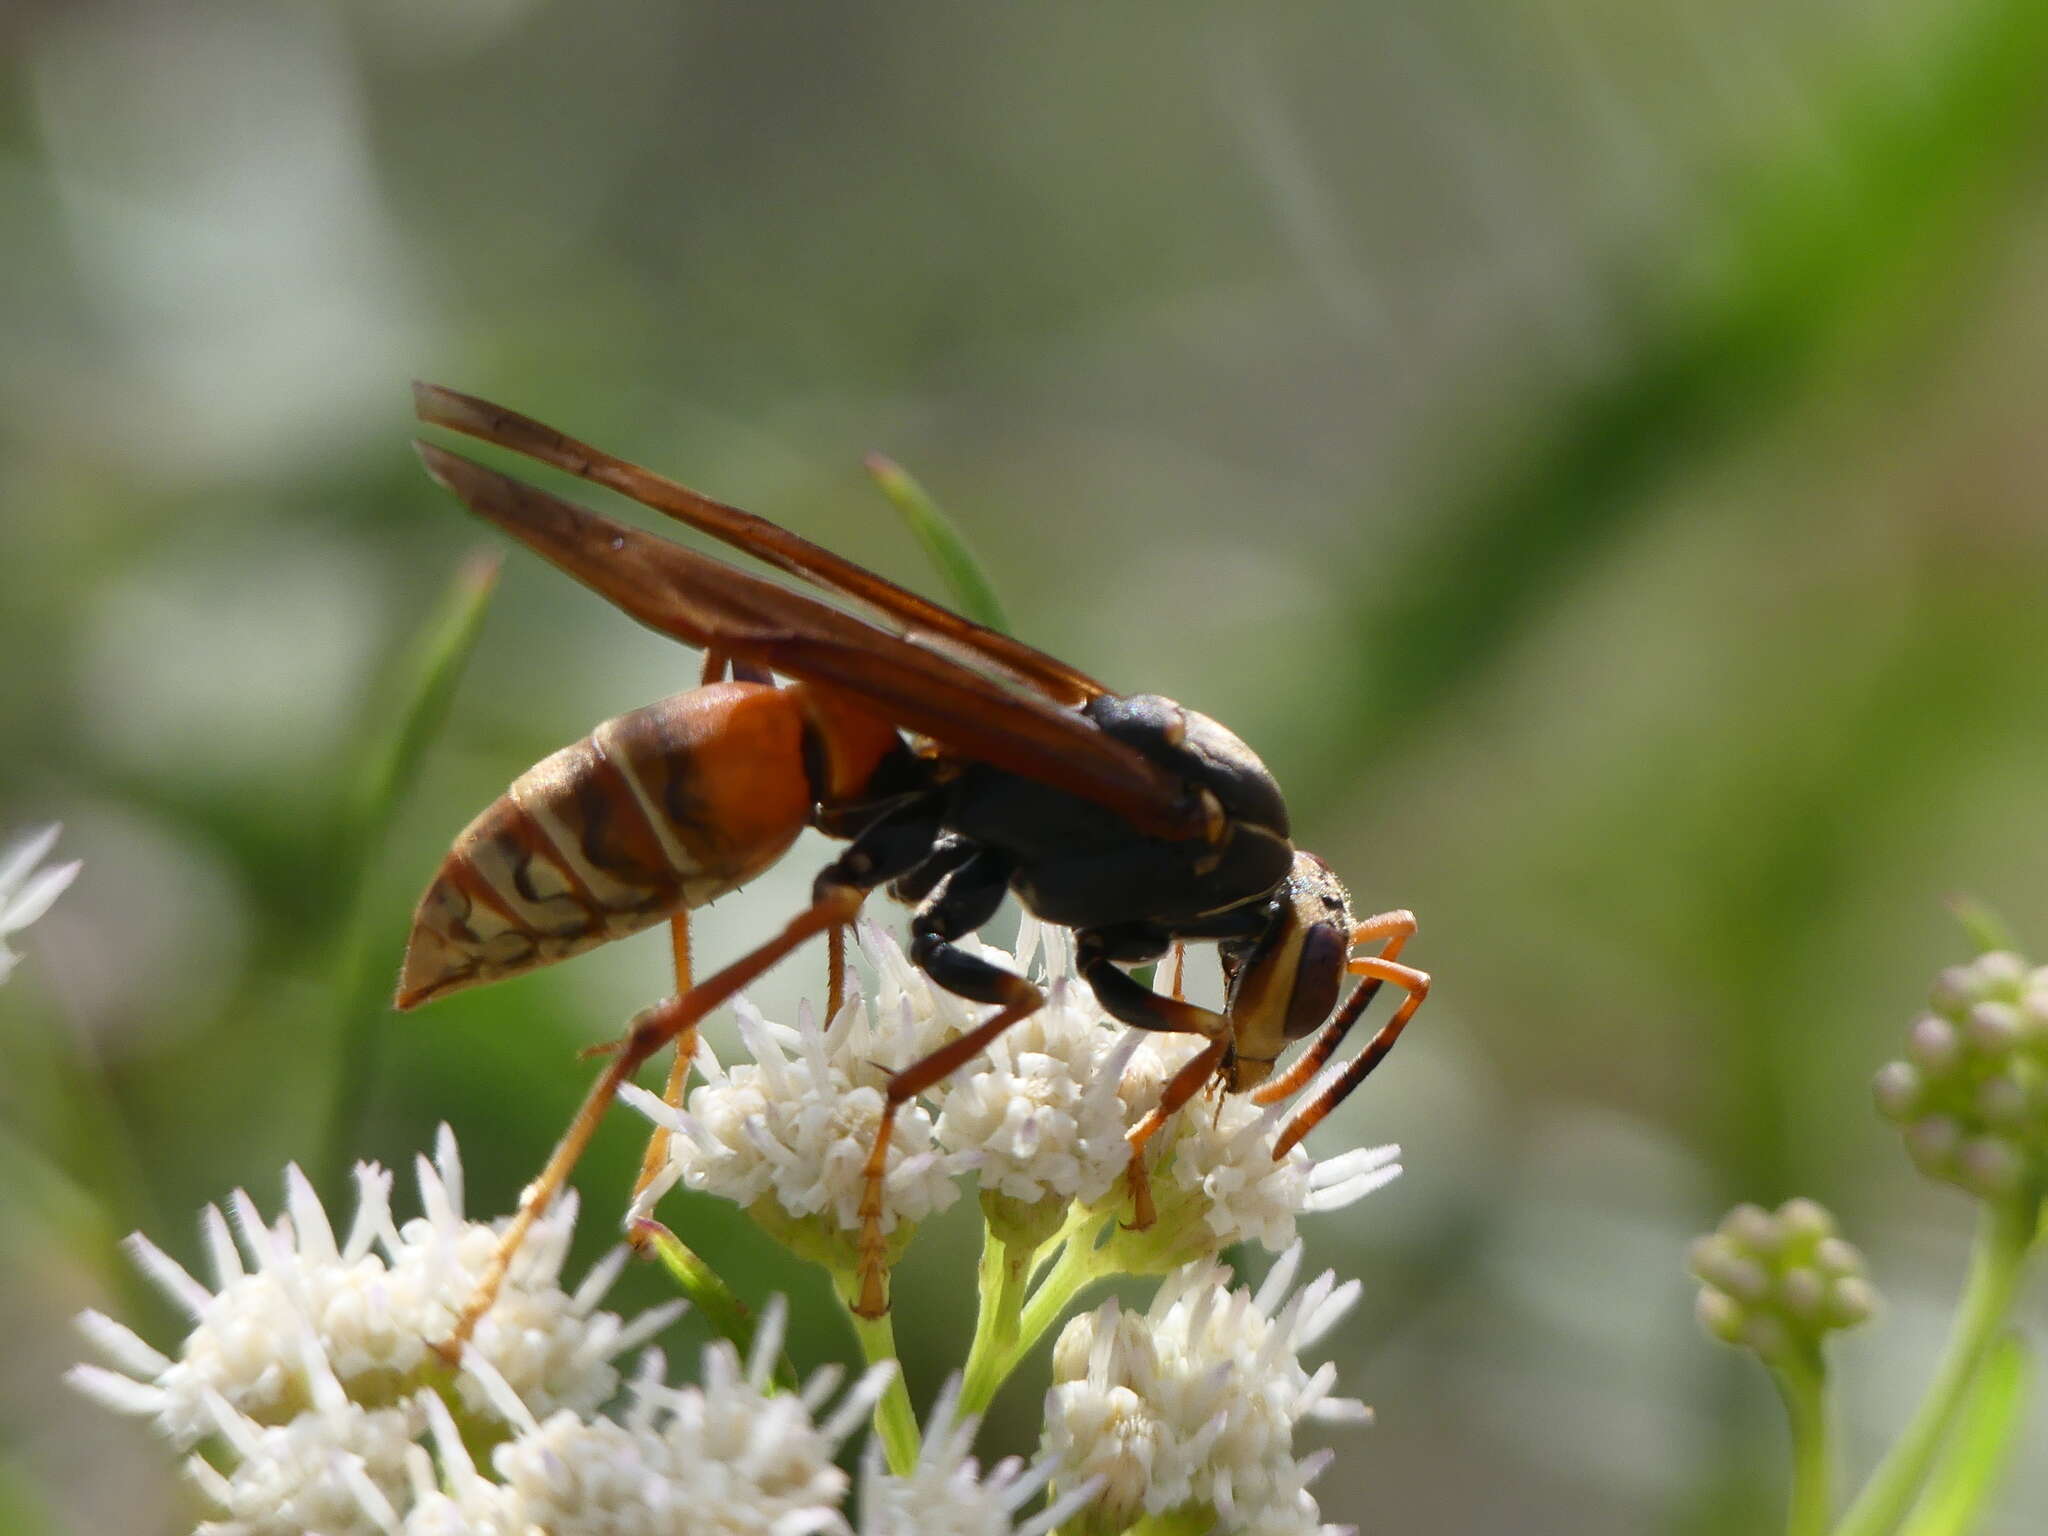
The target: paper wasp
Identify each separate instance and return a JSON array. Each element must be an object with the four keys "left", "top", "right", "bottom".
[{"left": 398, "top": 384, "right": 1428, "bottom": 1336}]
